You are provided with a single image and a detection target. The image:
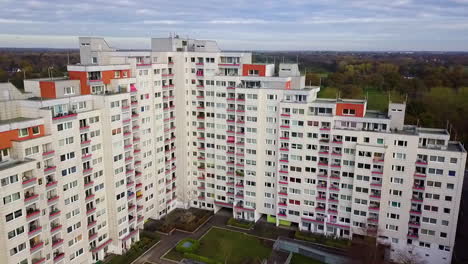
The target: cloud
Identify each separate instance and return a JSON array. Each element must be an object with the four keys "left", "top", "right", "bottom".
[
  {"left": 142, "top": 20, "right": 184, "bottom": 25},
  {"left": 0, "top": 18, "right": 46, "bottom": 24},
  {"left": 208, "top": 19, "right": 271, "bottom": 24},
  {"left": 0, "top": 0, "right": 467, "bottom": 50}
]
